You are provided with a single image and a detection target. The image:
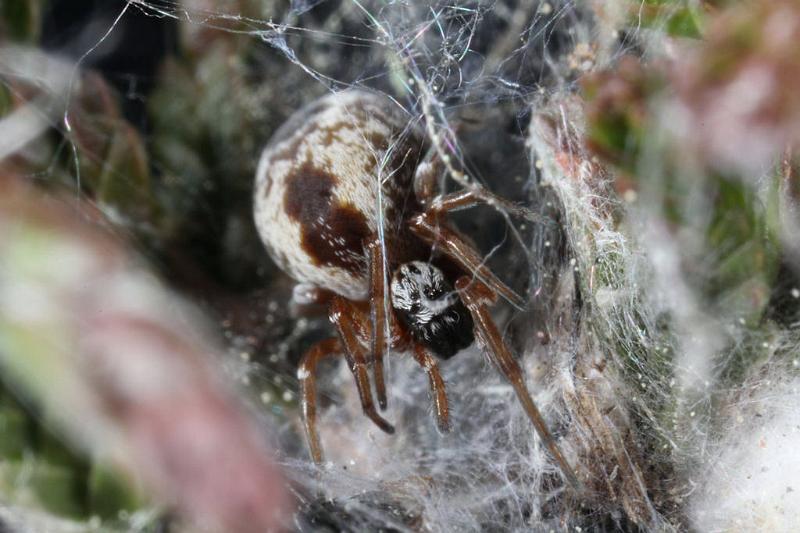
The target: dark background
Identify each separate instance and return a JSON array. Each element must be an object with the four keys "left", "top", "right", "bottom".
[{"left": 42, "top": 0, "right": 177, "bottom": 131}]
